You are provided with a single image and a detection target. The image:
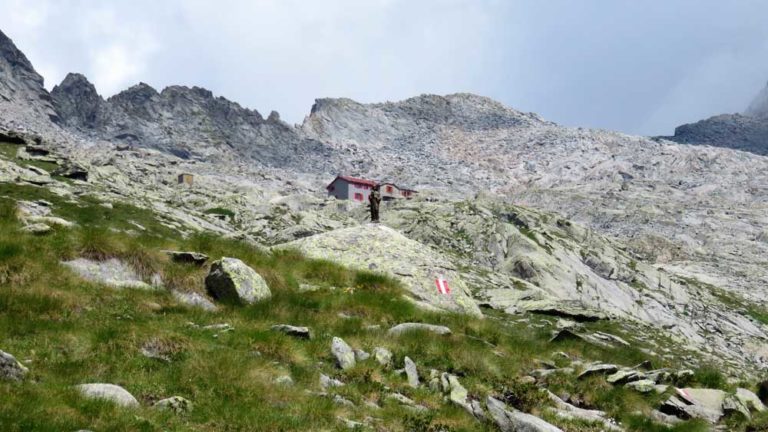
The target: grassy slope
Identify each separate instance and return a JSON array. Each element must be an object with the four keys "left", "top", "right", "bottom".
[{"left": 0, "top": 182, "right": 764, "bottom": 432}]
